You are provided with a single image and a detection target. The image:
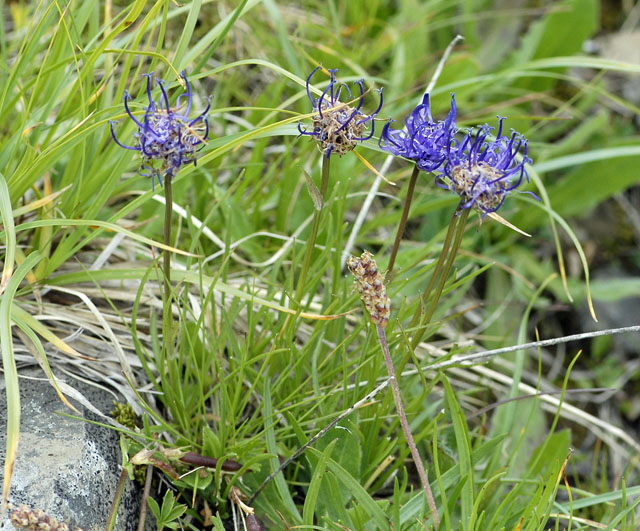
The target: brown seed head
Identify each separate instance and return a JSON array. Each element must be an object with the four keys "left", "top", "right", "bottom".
[
  {"left": 9, "top": 504, "right": 75, "bottom": 531},
  {"left": 451, "top": 162, "right": 510, "bottom": 213},
  {"left": 312, "top": 104, "right": 366, "bottom": 156},
  {"left": 347, "top": 251, "right": 390, "bottom": 328}
]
